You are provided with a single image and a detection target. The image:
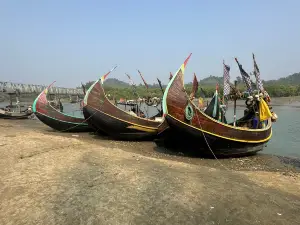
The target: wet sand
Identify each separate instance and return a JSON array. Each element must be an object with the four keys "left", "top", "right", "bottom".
[{"left": 1, "top": 119, "right": 300, "bottom": 225}]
